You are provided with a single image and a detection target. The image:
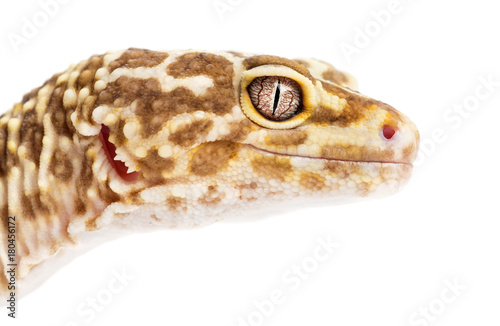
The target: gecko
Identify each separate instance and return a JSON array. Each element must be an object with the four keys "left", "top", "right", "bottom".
[{"left": 0, "top": 48, "right": 419, "bottom": 301}]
